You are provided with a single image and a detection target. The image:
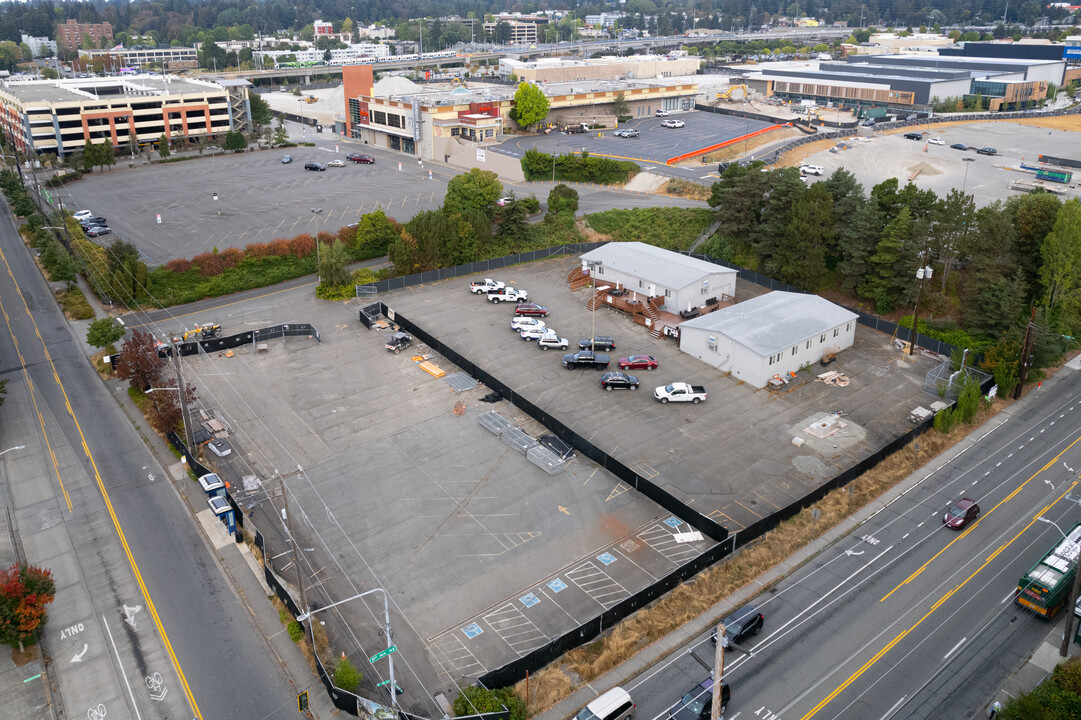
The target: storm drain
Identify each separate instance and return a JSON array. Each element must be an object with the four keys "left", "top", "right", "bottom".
[{"left": 445, "top": 372, "right": 479, "bottom": 393}]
